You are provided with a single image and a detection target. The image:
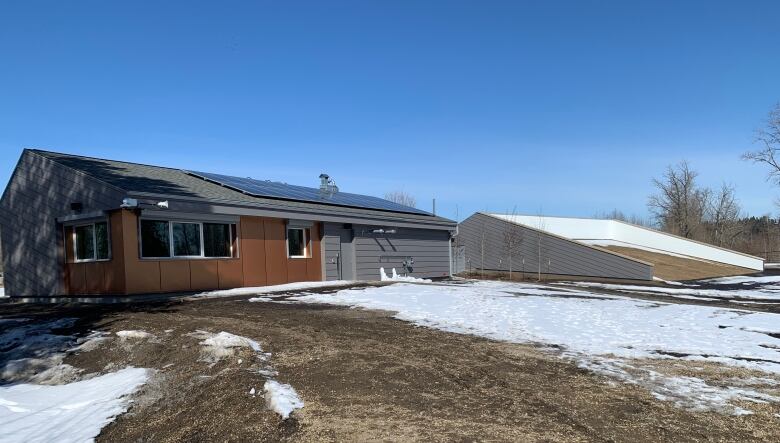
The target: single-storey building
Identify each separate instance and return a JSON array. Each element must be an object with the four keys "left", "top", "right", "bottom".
[{"left": 0, "top": 149, "right": 456, "bottom": 297}]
